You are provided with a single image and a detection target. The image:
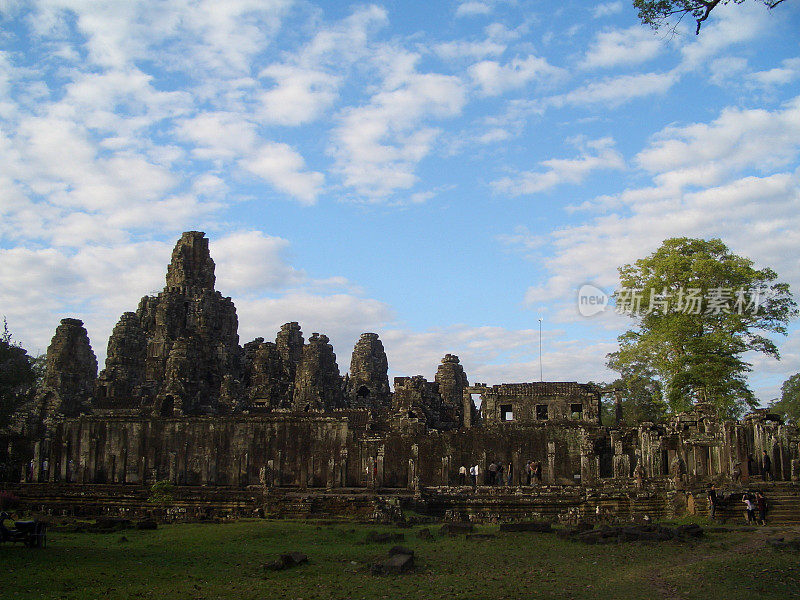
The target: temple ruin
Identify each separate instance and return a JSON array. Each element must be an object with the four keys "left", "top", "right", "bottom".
[{"left": 3, "top": 231, "right": 799, "bottom": 522}]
